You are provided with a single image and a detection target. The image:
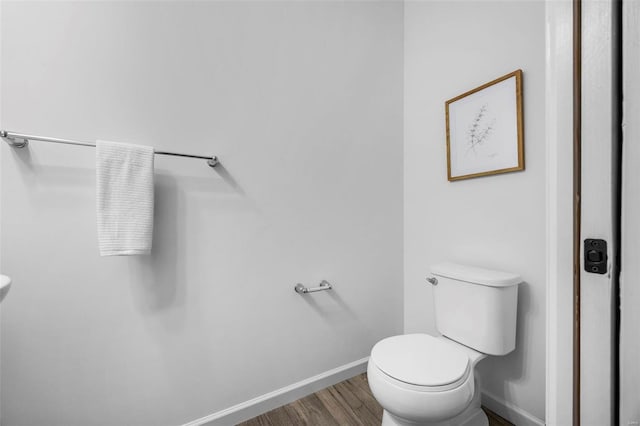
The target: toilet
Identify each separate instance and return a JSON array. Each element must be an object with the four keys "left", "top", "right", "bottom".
[{"left": 367, "top": 262, "right": 521, "bottom": 426}]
